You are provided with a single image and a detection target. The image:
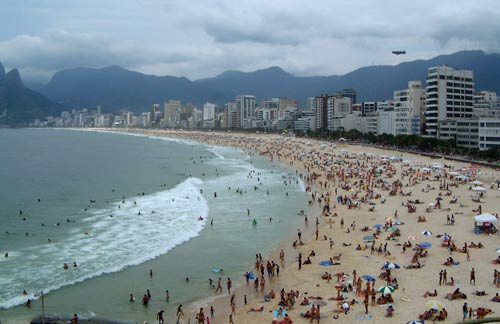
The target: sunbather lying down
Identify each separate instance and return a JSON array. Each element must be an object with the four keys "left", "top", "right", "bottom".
[{"left": 247, "top": 305, "right": 264, "bottom": 312}]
